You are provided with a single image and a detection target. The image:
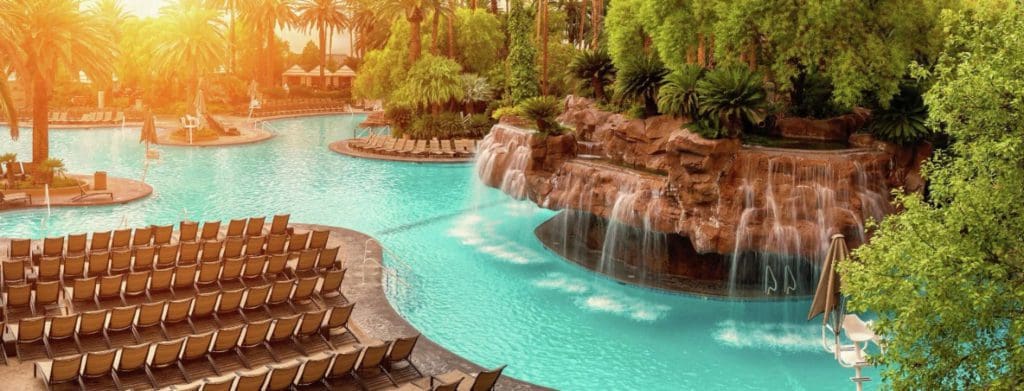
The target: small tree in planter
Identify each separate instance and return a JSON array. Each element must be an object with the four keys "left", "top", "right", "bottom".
[
  {"left": 517, "top": 96, "right": 565, "bottom": 135},
  {"left": 36, "top": 158, "right": 67, "bottom": 185}
]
